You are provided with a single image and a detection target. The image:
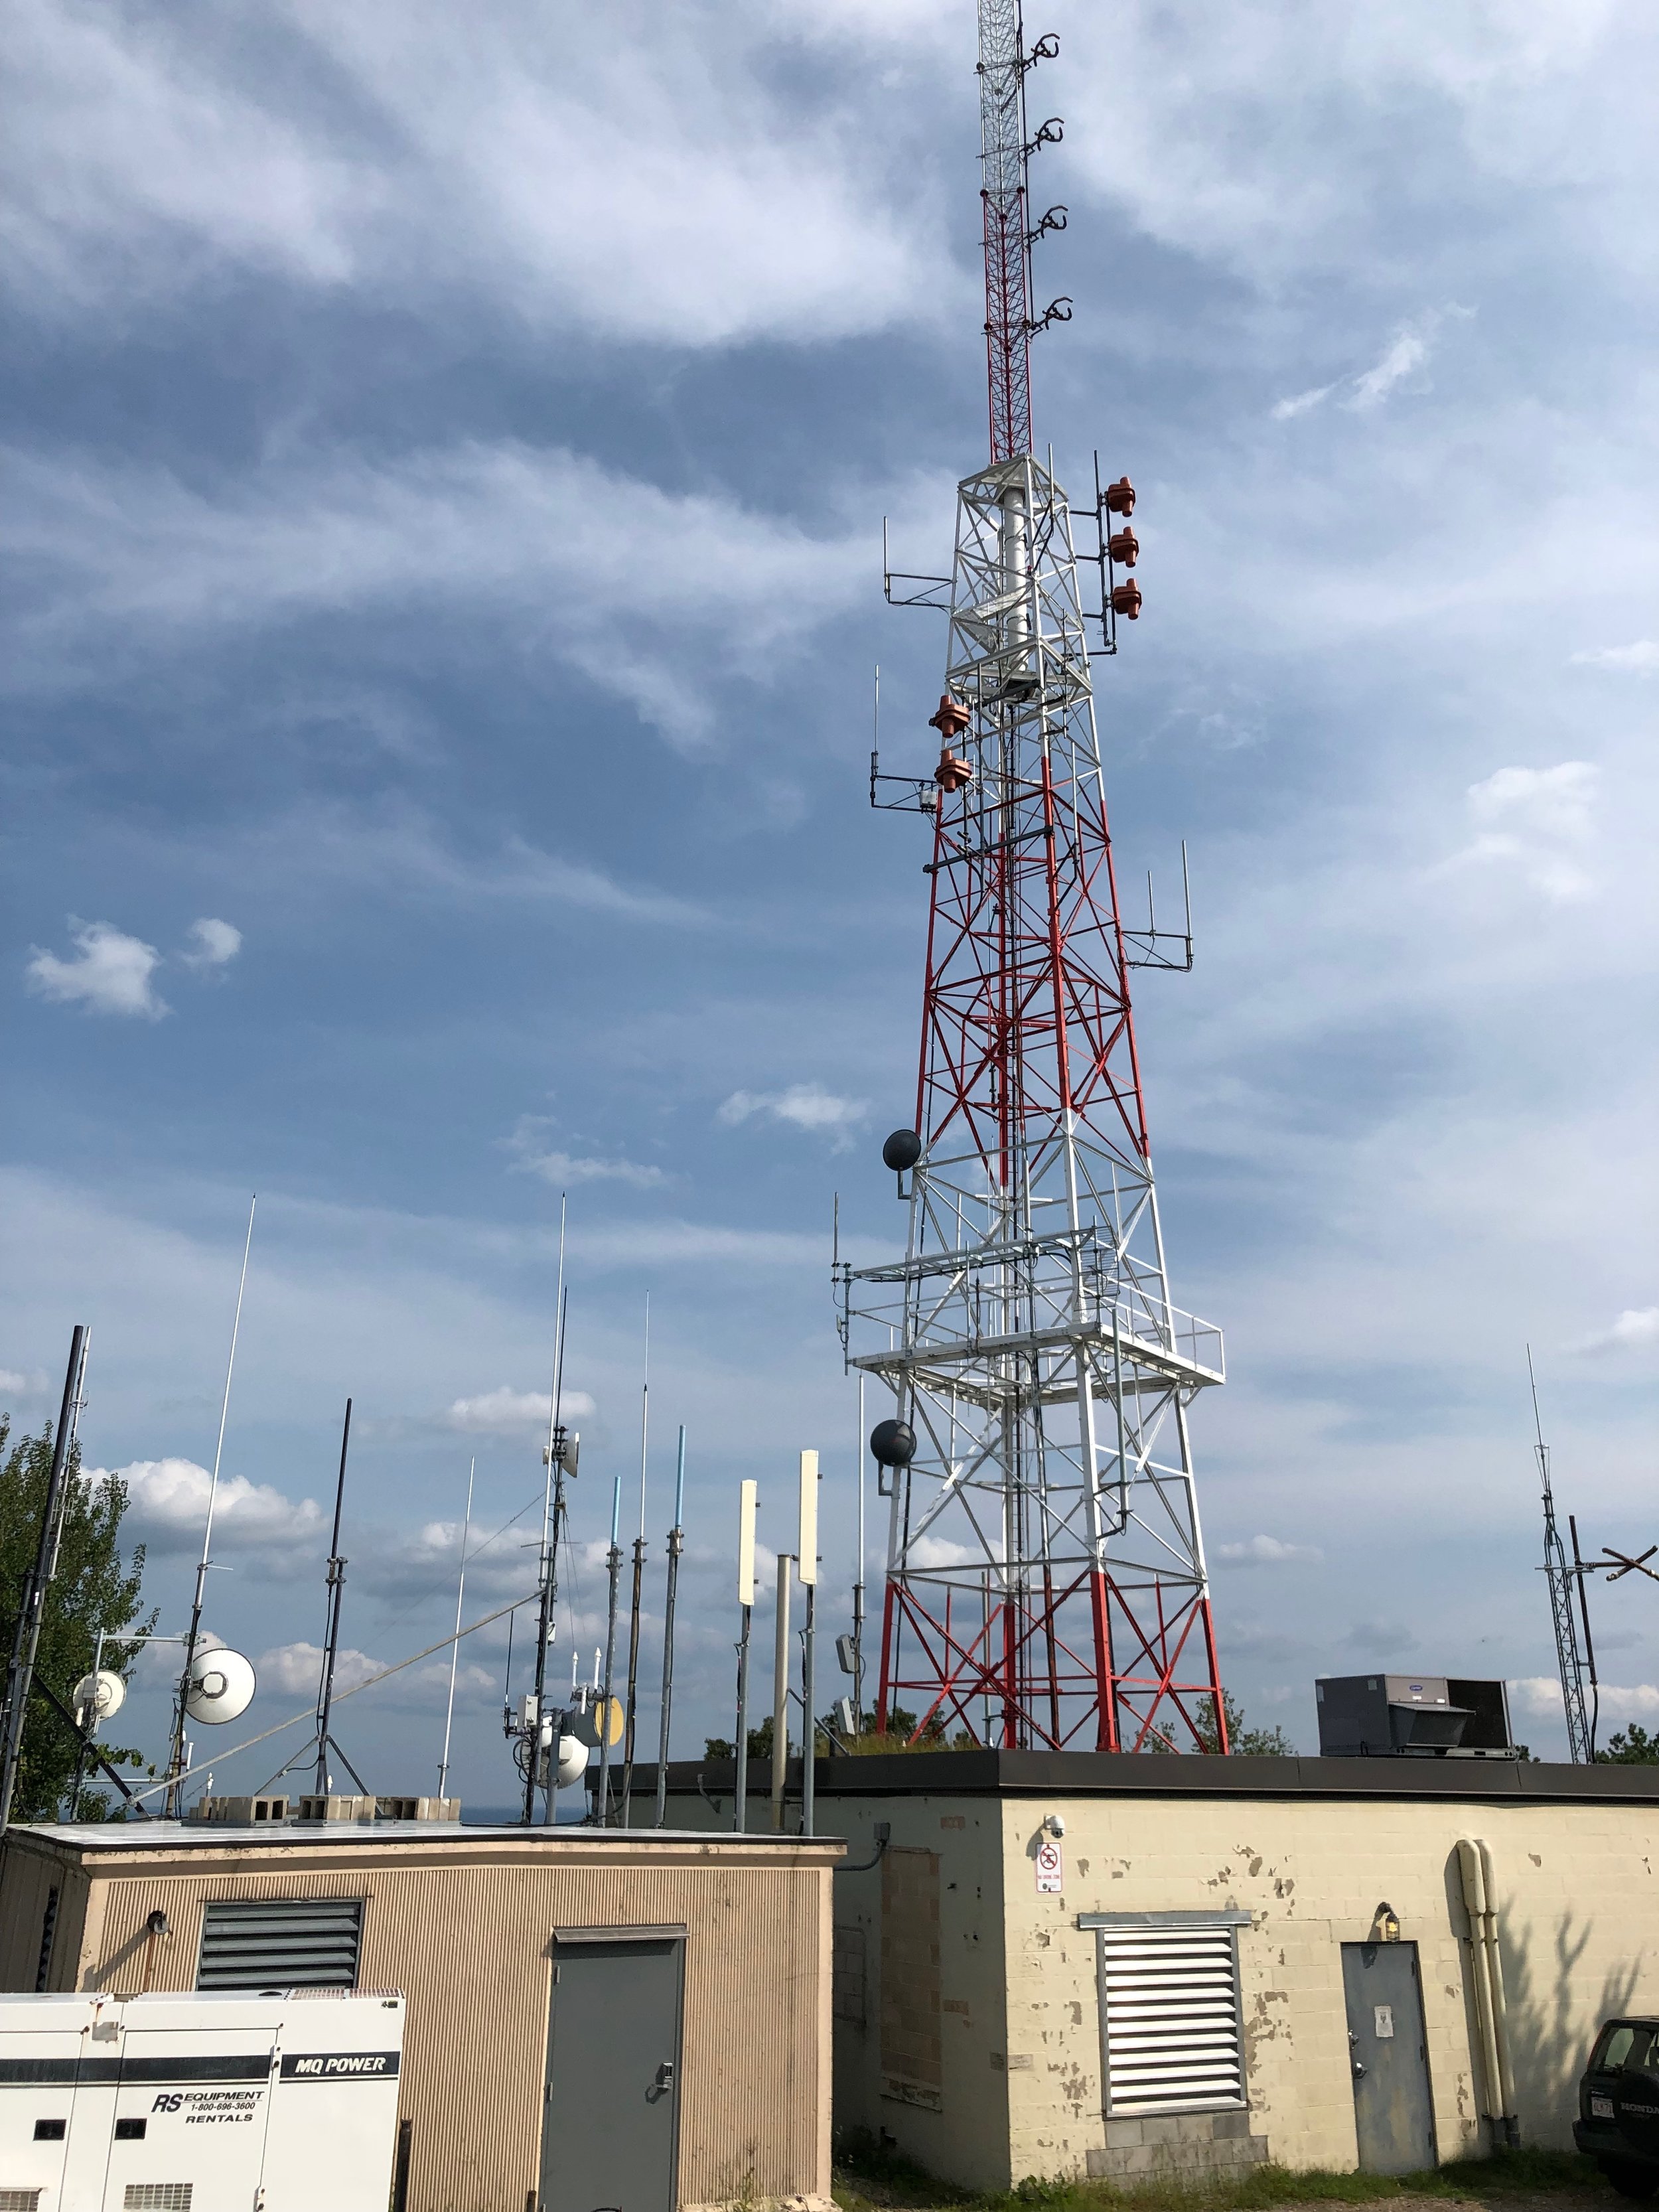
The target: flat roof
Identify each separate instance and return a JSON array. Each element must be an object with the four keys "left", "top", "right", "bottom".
[
  {"left": 5, "top": 1820, "right": 840, "bottom": 1856},
  {"left": 658, "top": 1749, "right": 1659, "bottom": 1805}
]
